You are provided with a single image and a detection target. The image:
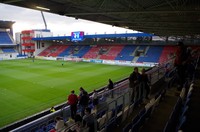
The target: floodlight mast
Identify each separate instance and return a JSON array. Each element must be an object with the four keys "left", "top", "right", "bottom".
[{"left": 40, "top": 11, "right": 47, "bottom": 30}]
